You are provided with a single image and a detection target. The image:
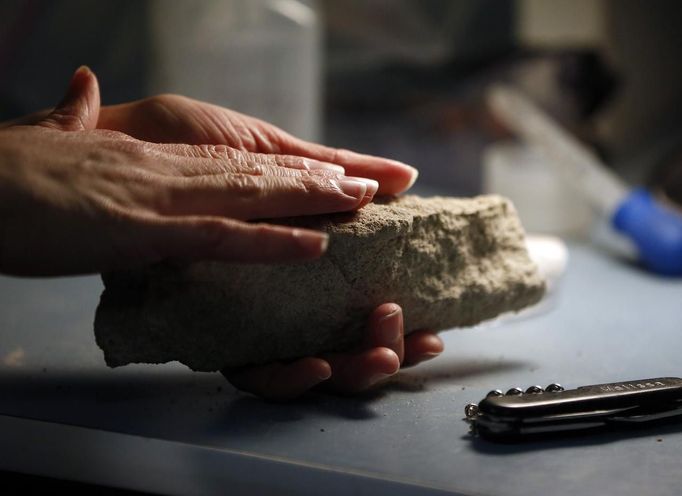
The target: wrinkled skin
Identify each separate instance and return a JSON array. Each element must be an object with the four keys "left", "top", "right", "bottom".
[{"left": 0, "top": 67, "right": 443, "bottom": 399}]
